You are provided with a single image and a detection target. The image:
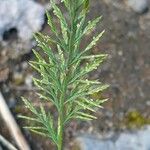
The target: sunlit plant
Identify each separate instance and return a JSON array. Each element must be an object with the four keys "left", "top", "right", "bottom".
[{"left": 20, "top": 0, "right": 109, "bottom": 149}]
